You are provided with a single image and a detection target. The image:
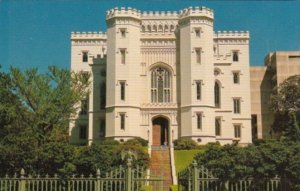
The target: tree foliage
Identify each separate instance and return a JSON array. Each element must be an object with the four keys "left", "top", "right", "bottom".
[
  {"left": 0, "top": 66, "right": 90, "bottom": 175},
  {"left": 173, "top": 138, "right": 198, "bottom": 150},
  {"left": 193, "top": 141, "right": 300, "bottom": 188},
  {"left": 270, "top": 75, "right": 300, "bottom": 114},
  {"left": 270, "top": 75, "right": 300, "bottom": 141}
]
